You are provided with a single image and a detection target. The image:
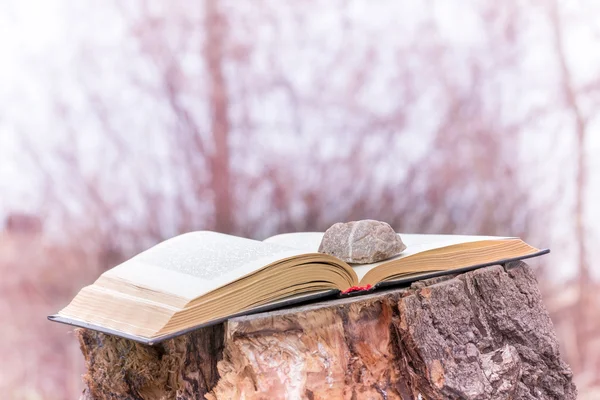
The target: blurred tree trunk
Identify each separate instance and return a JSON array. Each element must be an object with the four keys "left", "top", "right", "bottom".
[
  {"left": 549, "top": 0, "right": 589, "bottom": 372},
  {"left": 204, "top": 0, "right": 233, "bottom": 233}
]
